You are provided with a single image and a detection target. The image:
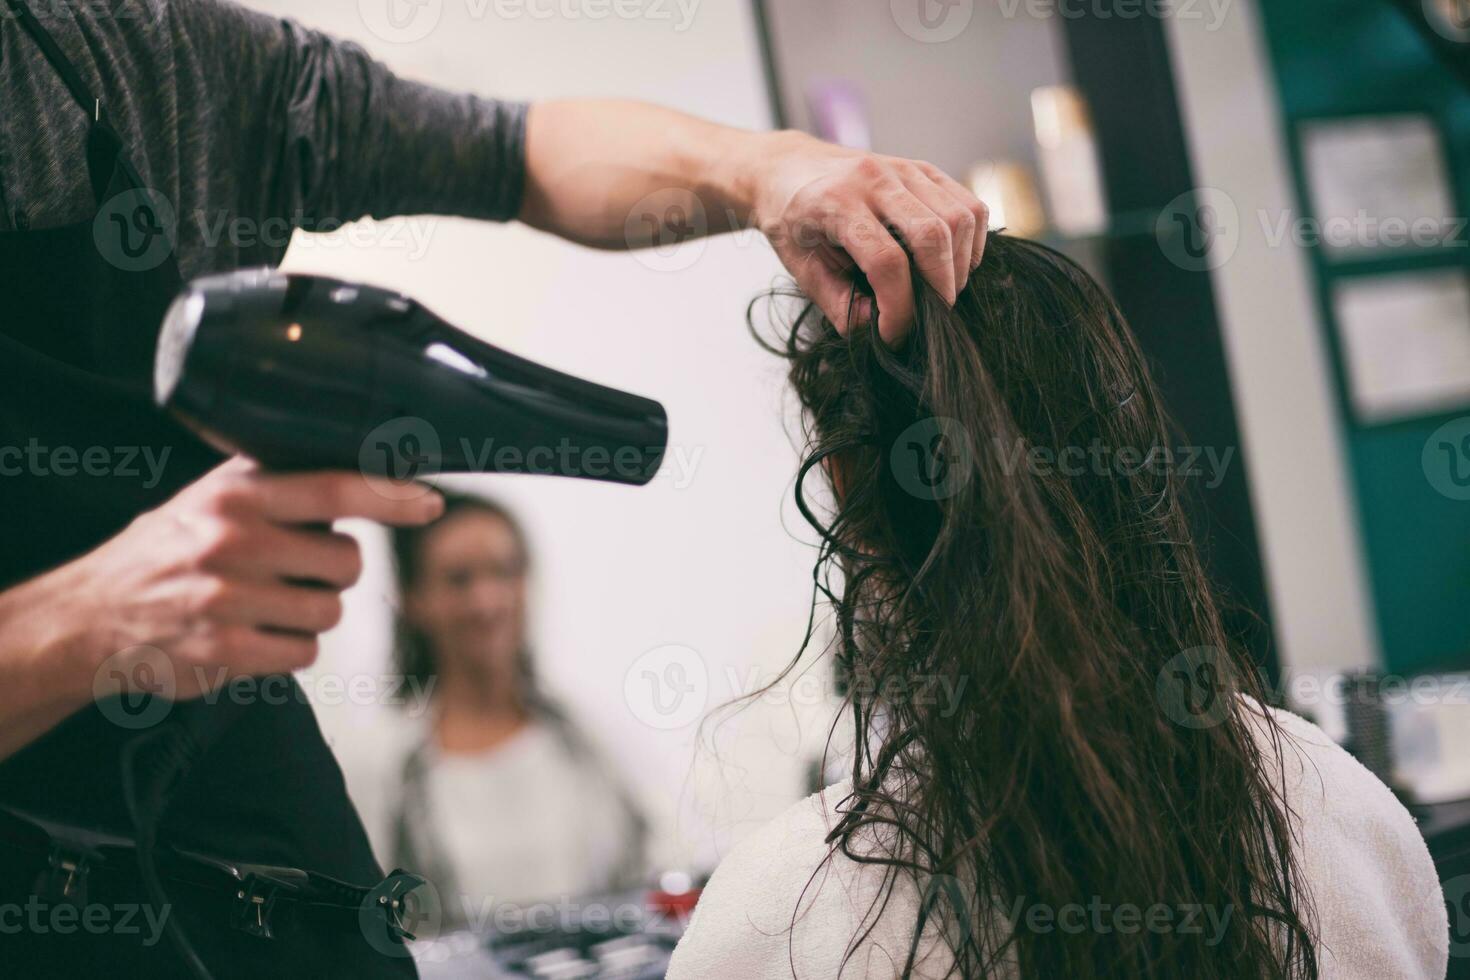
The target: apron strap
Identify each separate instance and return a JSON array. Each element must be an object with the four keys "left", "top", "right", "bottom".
[
  {"left": 4, "top": 0, "right": 106, "bottom": 123},
  {"left": 4, "top": 0, "right": 160, "bottom": 212}
]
